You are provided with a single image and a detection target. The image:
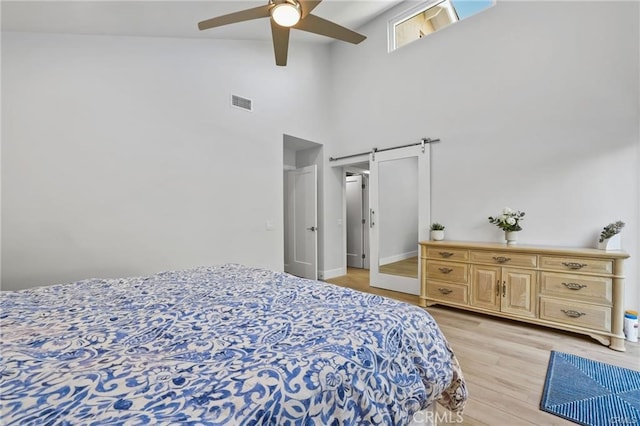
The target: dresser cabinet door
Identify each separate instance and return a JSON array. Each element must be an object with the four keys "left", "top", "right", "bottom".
[
  {"left": 471, "top": 265, "right": 501, "bottom": 312},
  {"left": 501, "top": 268, "right": 537, "bottom": 318}
]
